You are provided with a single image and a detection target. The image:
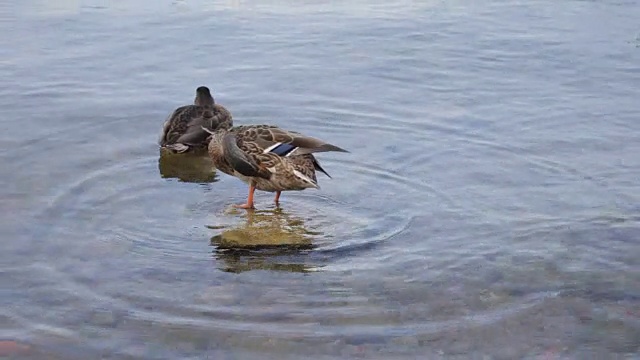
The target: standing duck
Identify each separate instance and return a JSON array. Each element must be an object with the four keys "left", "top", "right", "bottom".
[
  {"left": 204, "top": 124, "right": 348, "bottom": 209},
  {"left": 159, "top": 86, "right": 232, "bottom": 153}
]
